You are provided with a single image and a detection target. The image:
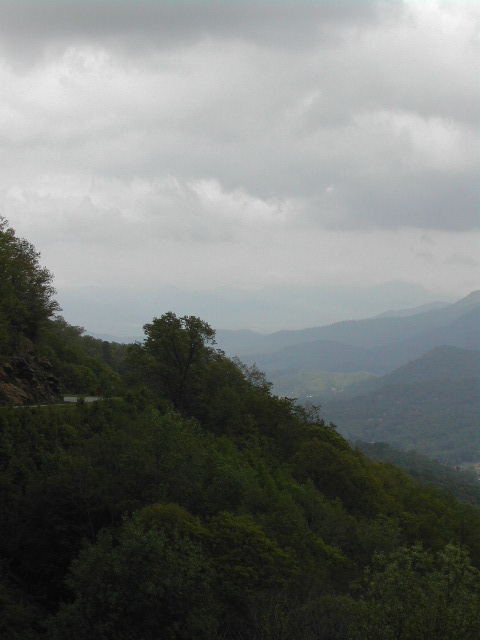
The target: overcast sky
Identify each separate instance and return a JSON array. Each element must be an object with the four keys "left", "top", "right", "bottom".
[{"left": 1, "top": 0, "right": 479, "bottom": 335}]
